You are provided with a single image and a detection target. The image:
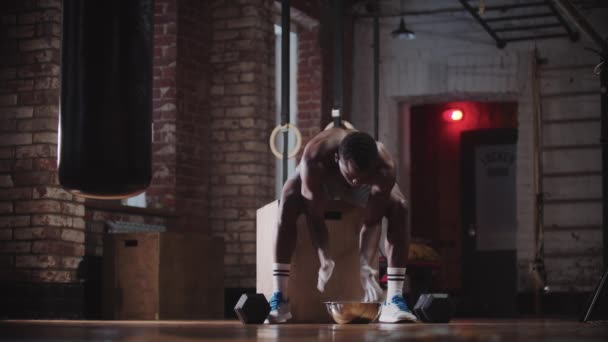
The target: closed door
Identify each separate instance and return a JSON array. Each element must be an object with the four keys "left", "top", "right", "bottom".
[{"left": 461, "top": 128, "right": 517, "bottom": 317}]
